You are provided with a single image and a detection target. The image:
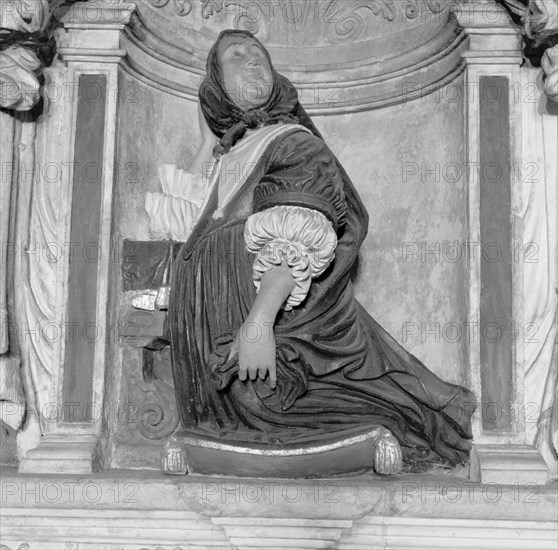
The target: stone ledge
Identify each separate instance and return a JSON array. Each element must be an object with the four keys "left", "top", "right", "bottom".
[
  {"left": 471, "top": 444, "right": 550, "bottom": 485},
  {"left": 0, "top": 469, "right": 556, "bottom": 549},
  {"left": 18, "top": 434, "right": 101, "bottom": 475}
]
